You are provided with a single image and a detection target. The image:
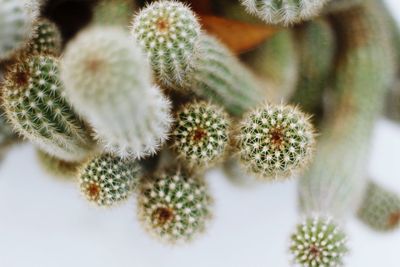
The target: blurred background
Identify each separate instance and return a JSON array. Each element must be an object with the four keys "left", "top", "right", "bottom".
[{"left": 0, "top": 1, "right": 399, "bottom": 266}]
